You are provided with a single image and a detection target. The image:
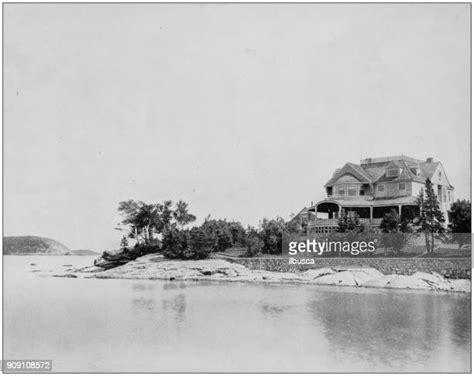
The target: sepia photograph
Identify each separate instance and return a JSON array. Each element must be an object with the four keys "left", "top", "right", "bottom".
[{"left": 2, "top": 2, "right": 472, "bottom": 373}]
